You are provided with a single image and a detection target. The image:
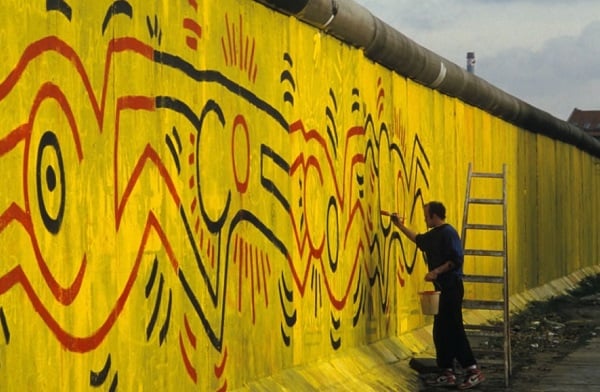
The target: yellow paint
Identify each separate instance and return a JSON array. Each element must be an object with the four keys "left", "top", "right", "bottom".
[{"left": 0, "top": 0, "right": 599, "bottom": 390}]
